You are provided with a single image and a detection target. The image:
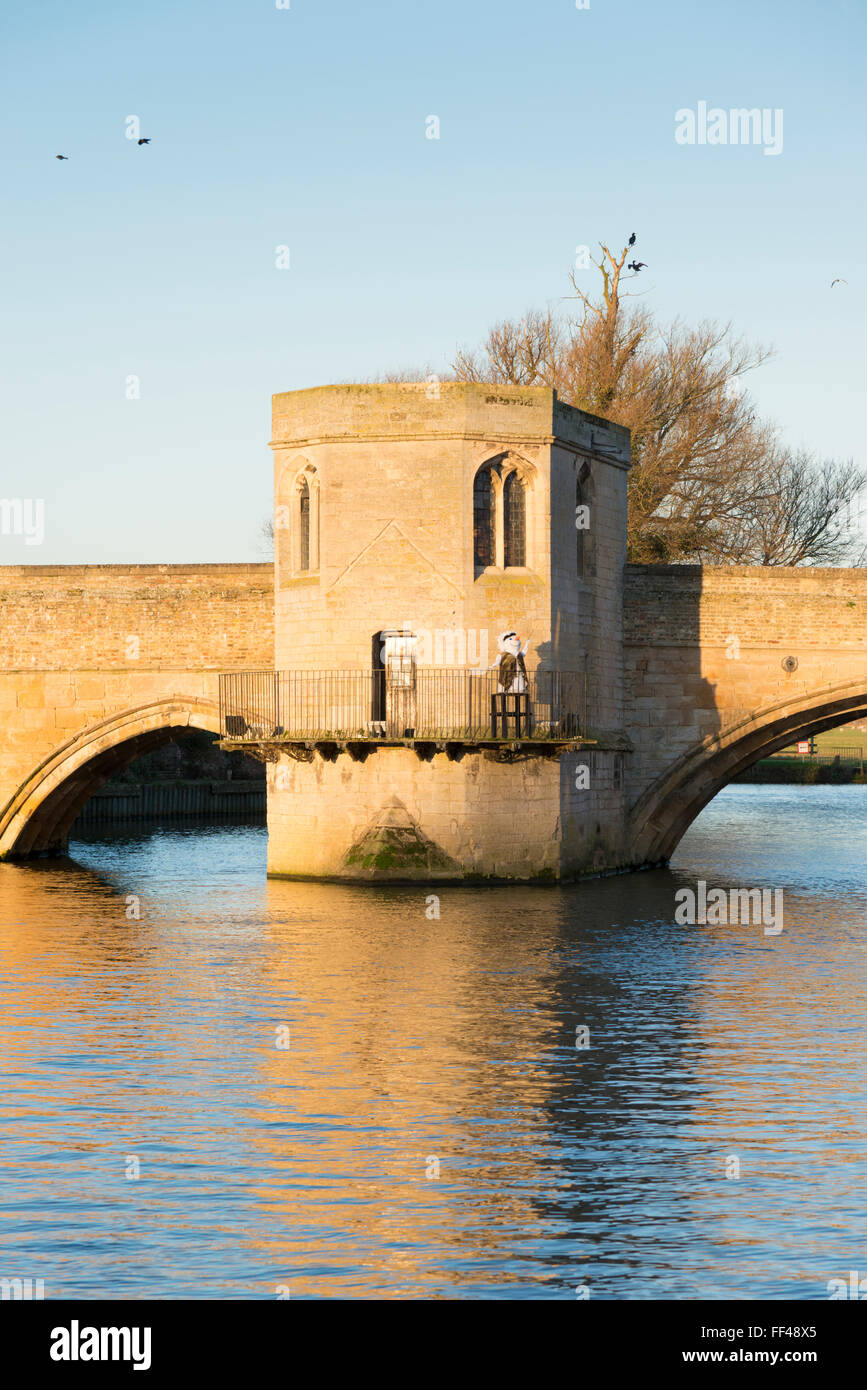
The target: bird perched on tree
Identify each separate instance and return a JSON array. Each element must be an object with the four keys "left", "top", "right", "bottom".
[
  {"left": 628, "top": 260, "right": 647, "bottom": 272},
  {"left": 137, "top": 138, "right": 151, "bottom": 146},
  {"left": 628, "top": 232, "right": 636, "bottom": 246},
  {"left": 55, "top": 154, "right": 69, "bottom": 160}
]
